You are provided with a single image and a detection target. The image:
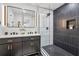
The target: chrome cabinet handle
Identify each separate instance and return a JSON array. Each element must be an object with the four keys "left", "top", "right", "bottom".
[{"left": 8, "top": 44, "right": 12, "bottom": 50}]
